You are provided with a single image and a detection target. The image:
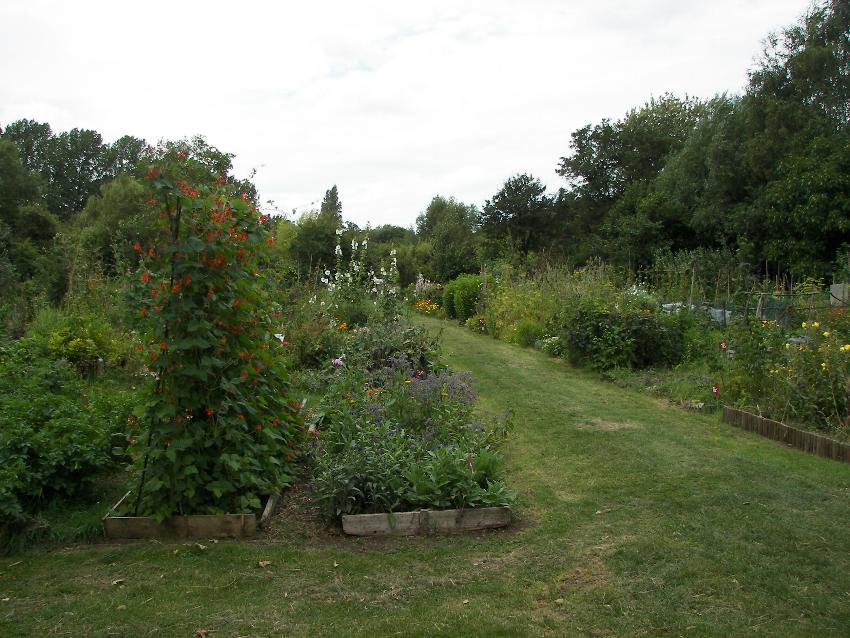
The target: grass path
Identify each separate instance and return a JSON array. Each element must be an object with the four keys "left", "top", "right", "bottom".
[{"left": 2, "top": 316, "right": 850, "bottom": 637}]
